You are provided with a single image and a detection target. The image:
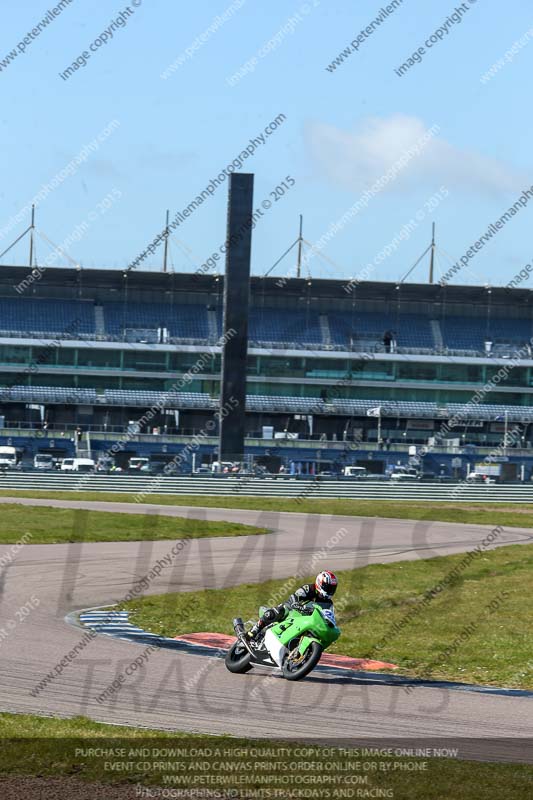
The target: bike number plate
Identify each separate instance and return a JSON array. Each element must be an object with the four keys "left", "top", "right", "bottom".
[{"left": 321, "top": 609, "right": 336, "bottom": 626}]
